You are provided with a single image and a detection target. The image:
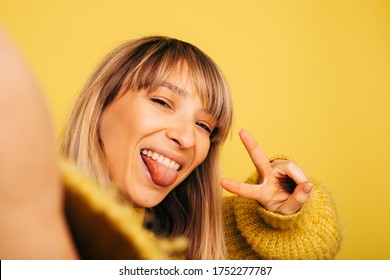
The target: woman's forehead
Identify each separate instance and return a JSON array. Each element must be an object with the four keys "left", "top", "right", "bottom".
[
  {"left": 160, "top": 71, "right": 218, "bottom": 115},
  {"left": 126, "top": 58, "right": 223, "bottom": 120}
]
